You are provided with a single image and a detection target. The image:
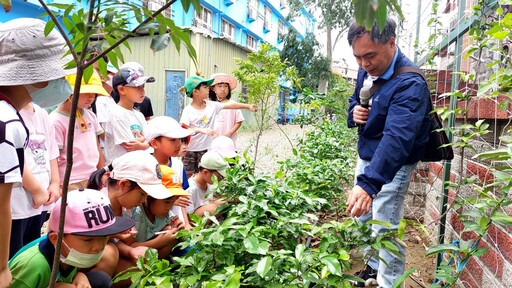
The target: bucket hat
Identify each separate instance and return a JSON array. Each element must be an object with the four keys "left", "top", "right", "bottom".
[
  {"left": 210, "top": 73, "right": 237, "bottom": 89},
  {"left": 66, "top": 71, "right": 110, "bottom": 96},
  {"left": 0, "top": 18, "right": 74, "bottom": 86}
]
